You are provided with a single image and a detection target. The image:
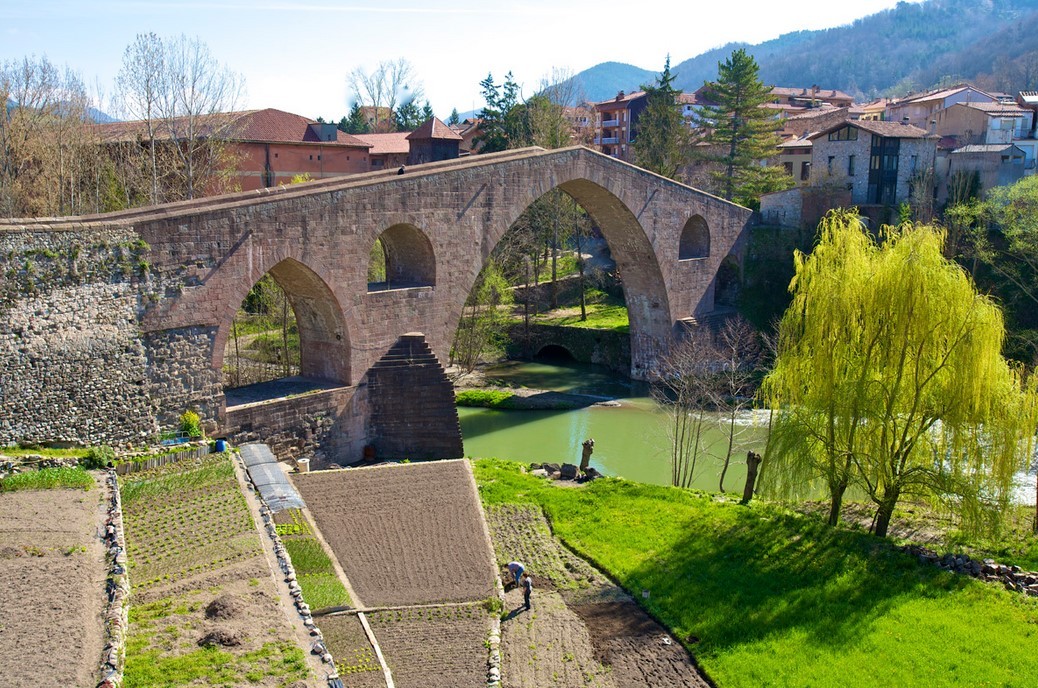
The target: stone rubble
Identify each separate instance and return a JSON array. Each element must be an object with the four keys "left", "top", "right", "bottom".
[
  {"left": 902, "top": 544, "right": 1038, "bottom": 596},
  {"left": 96, "top": 469, "right": 130, "bottom": 688}
]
